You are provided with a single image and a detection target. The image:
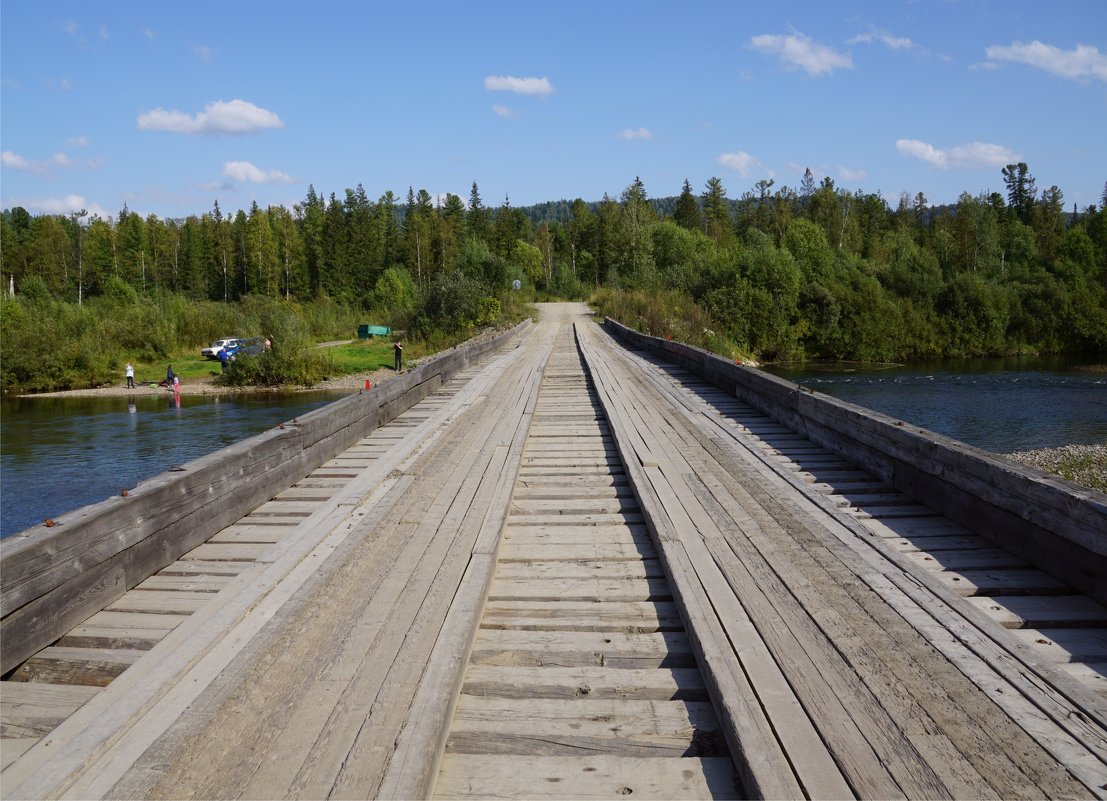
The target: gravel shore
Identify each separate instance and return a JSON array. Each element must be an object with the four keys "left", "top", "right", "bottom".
[
  {"left": 14, "top": 364, "right": 409, "bottom": 400},
  {"left": 1002, "top": 444, "right": 1107, "bottom": 493}
]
